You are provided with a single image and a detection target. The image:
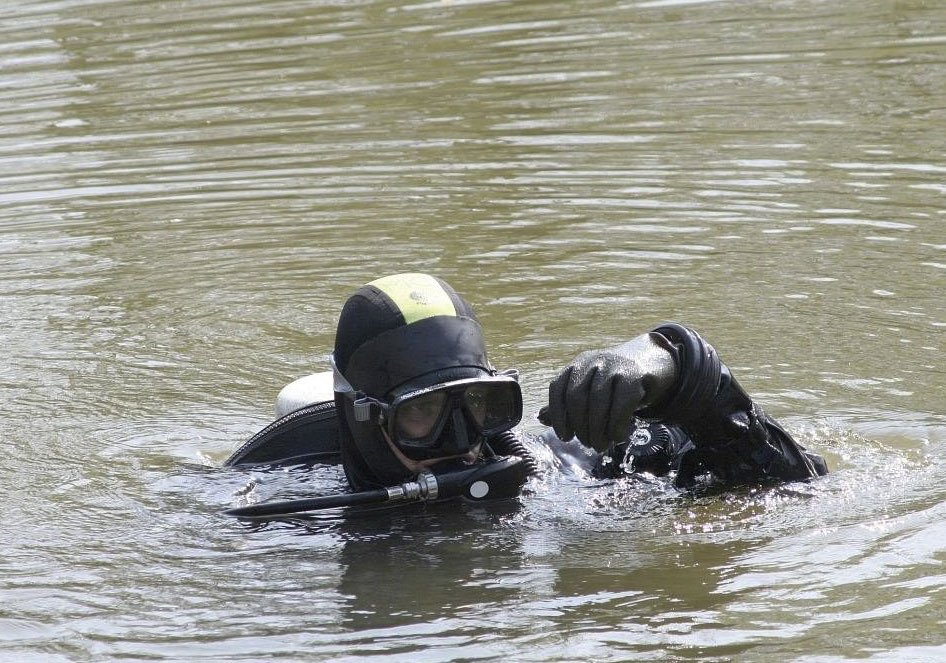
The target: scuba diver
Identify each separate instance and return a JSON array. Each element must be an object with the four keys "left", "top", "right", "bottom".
[{"left": 224, "top": 272, "right": 827, "bottom": 518}]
